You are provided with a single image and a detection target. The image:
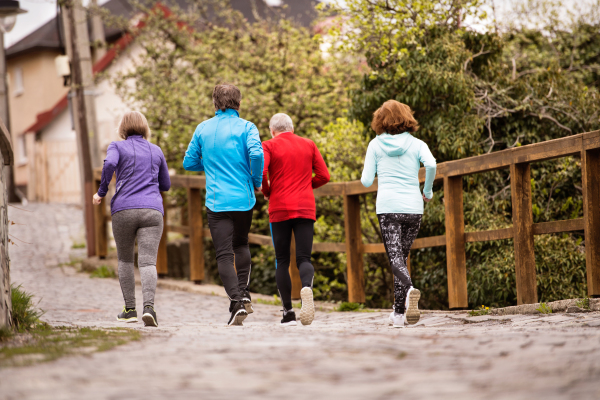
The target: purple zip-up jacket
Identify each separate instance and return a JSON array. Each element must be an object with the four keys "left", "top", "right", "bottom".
[{"left": 98, "top": 135, "right": 171, "bottom": 215}]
